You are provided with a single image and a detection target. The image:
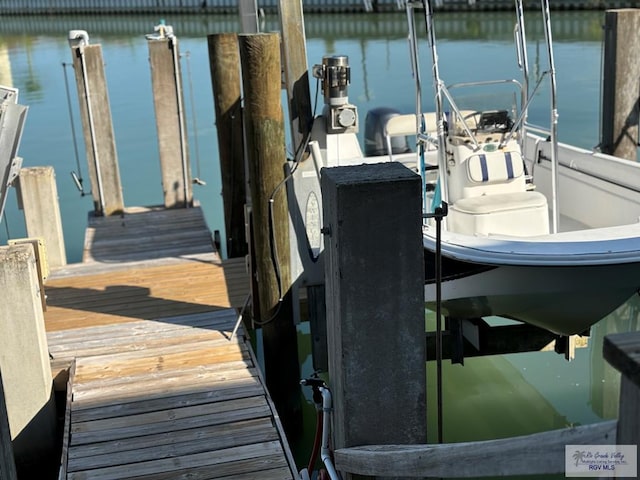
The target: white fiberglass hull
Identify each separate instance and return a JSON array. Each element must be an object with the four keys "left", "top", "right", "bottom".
[{"left": 423, "top": 224, "right": 640, "bottom": 335}]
